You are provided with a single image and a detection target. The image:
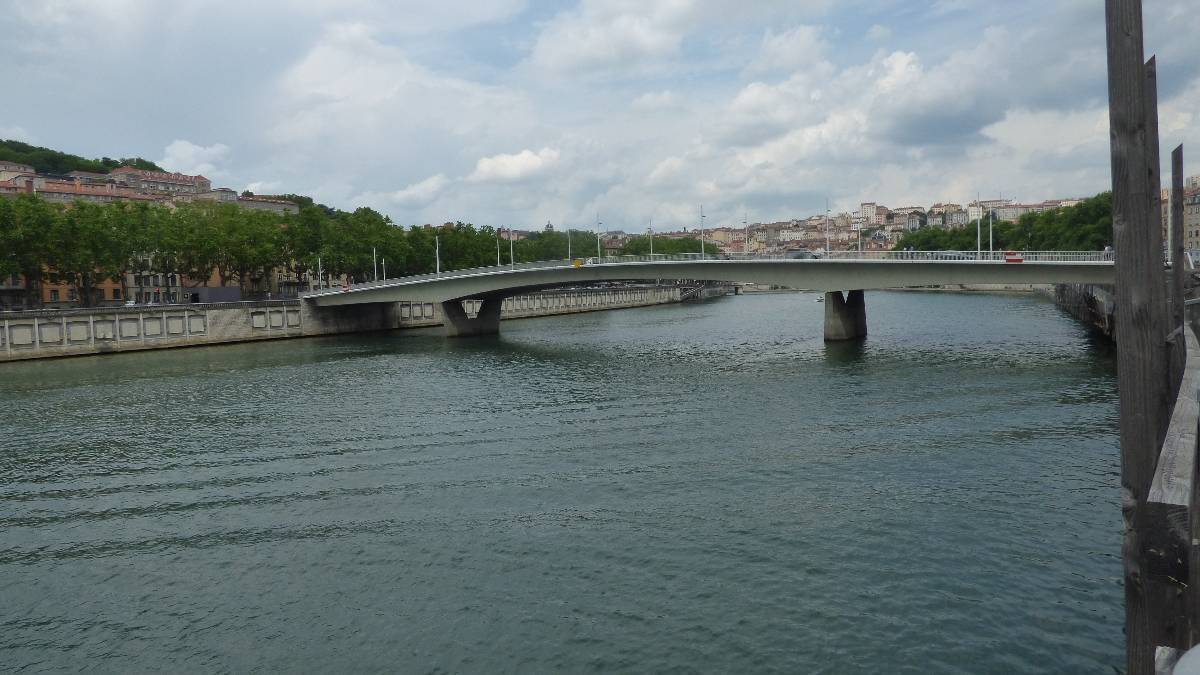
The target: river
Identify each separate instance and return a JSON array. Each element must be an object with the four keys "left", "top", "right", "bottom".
[{"left": 0, "top": 290, "right": 1121, "bottom": 672}]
